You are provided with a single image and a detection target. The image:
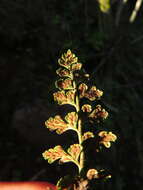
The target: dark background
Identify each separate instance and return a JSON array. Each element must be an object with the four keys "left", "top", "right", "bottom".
[{"left": 0, "top": 0, "right": 143, "bottom": 189}]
